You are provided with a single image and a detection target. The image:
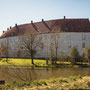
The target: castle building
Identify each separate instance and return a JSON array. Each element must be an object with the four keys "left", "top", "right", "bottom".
[{"left": 0, "top": 16, "right": 90, "bottom": 58}]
